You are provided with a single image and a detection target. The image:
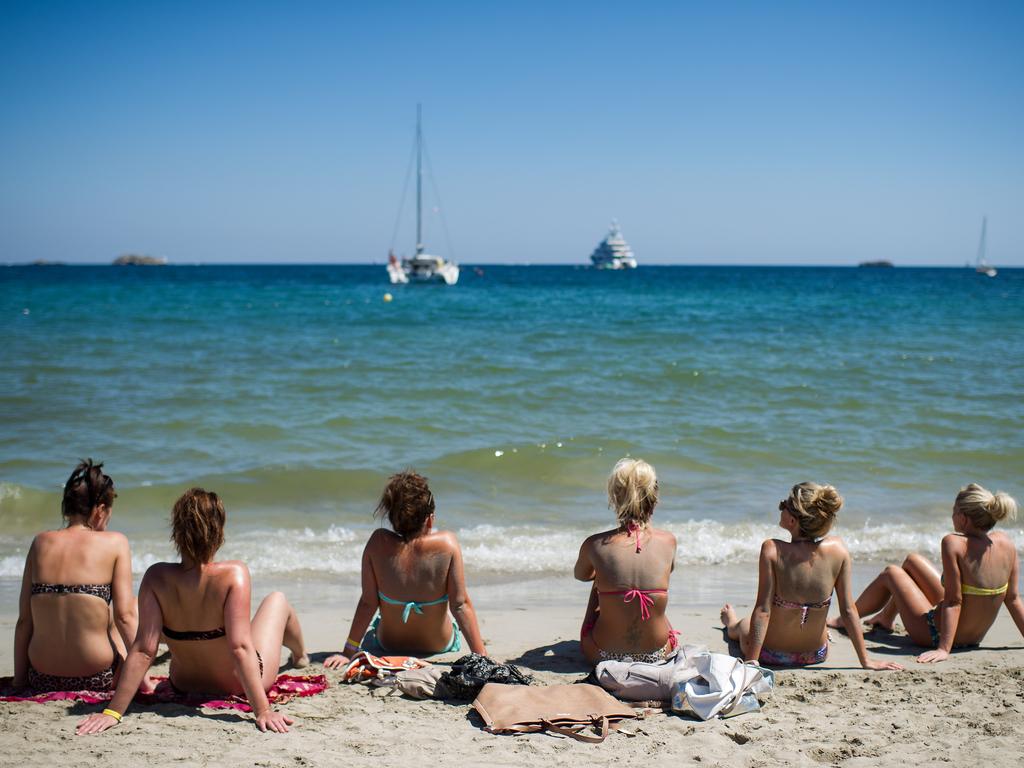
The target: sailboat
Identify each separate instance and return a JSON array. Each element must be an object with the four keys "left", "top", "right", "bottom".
[
  {"left": 386, "top": 106, "right": 459, "bottom": 286},
  {"left": 974, "top": 216, "right": 997, "bottom": 277}
]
